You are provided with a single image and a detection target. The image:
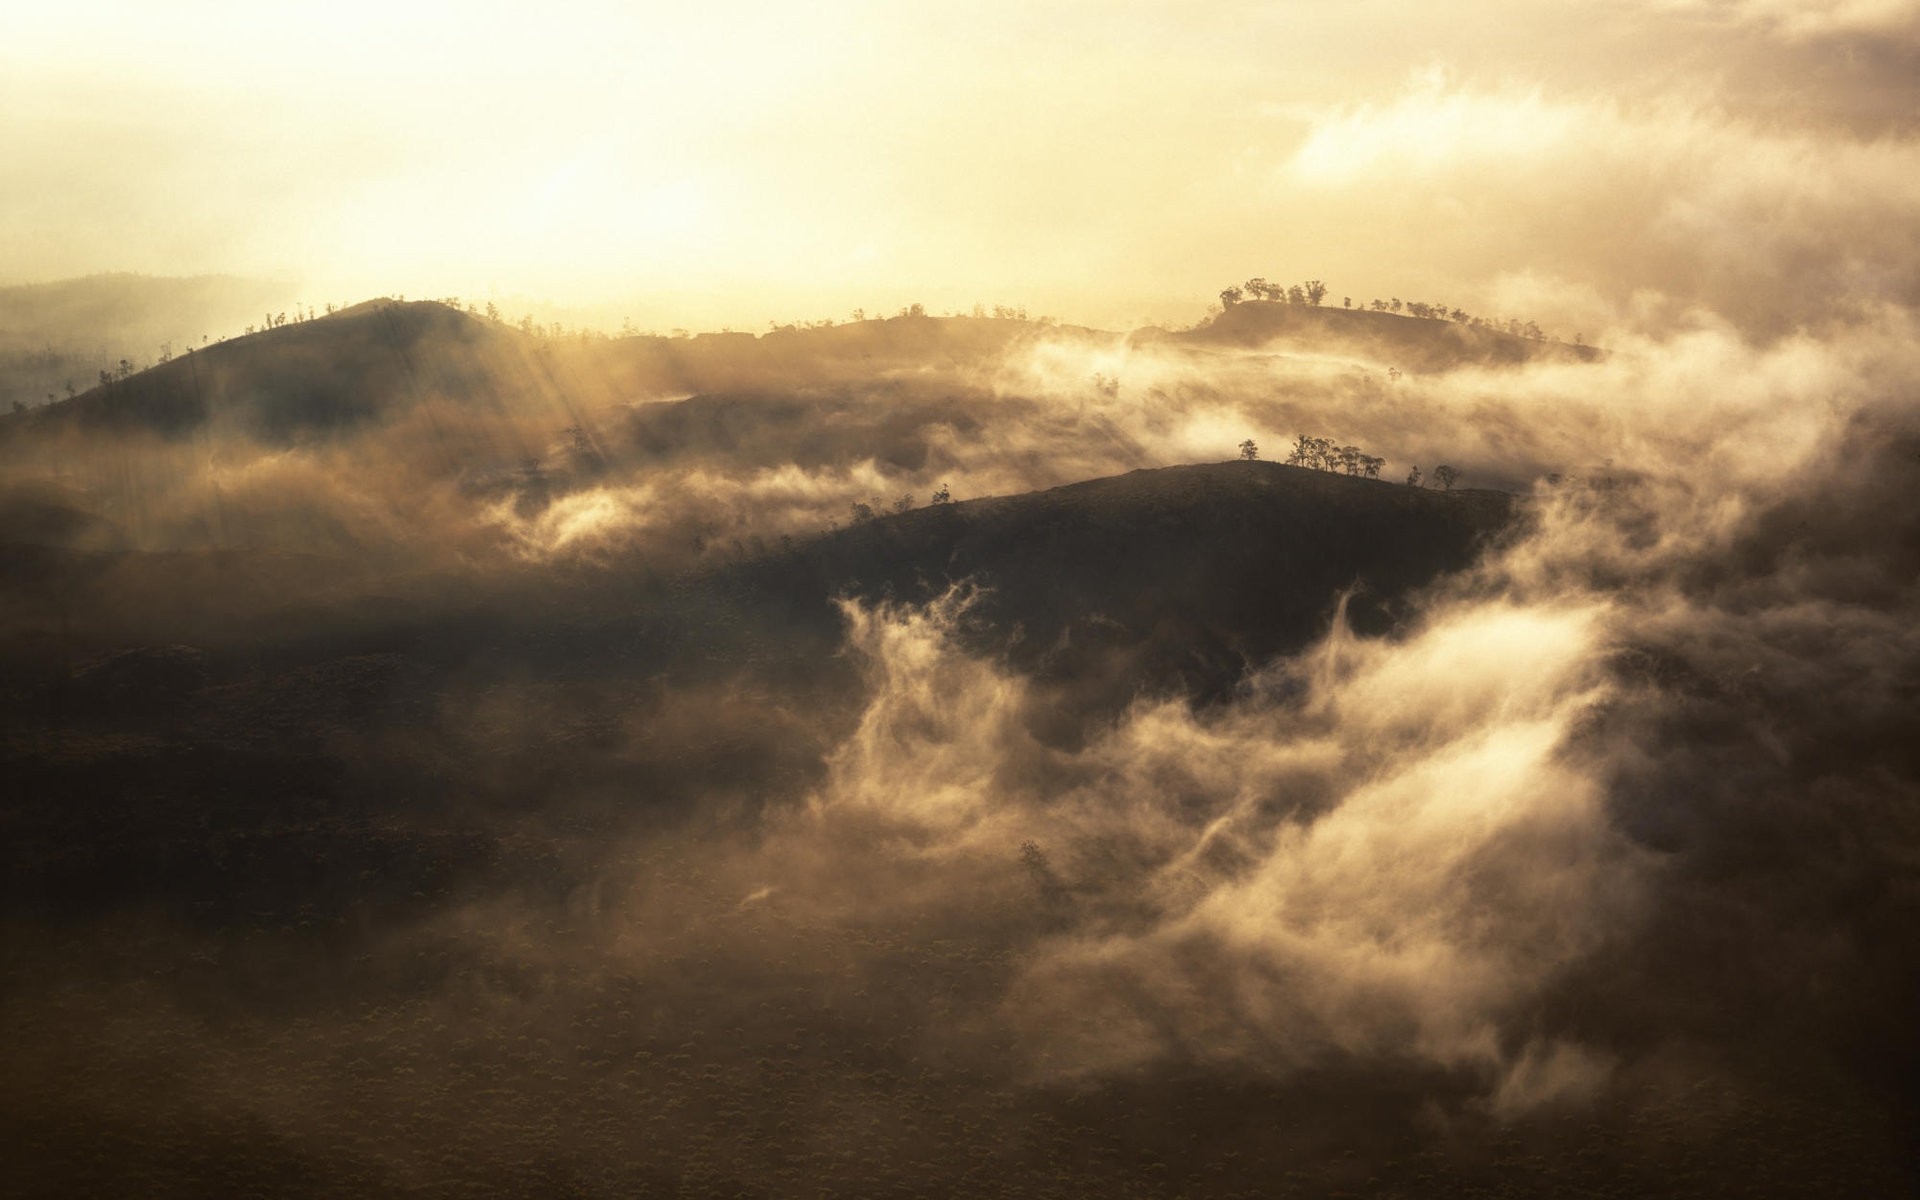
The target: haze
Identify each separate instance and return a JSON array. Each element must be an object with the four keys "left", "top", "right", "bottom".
[
  {"left": 7, "top": 1, "right": 1918, "bottom": 332},
  {"left": 6, "top": 3, "right": 1920, "bottom": 1196}
]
